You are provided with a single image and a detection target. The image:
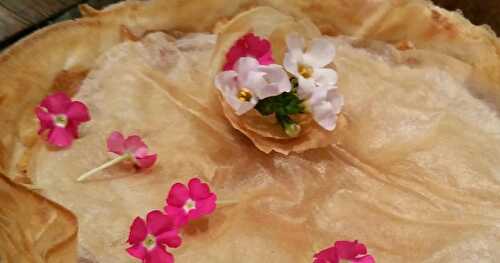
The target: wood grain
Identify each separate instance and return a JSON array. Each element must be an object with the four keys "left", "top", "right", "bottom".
[{"left": 0, "top": 0, "right": 84, "bottom": 42}]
